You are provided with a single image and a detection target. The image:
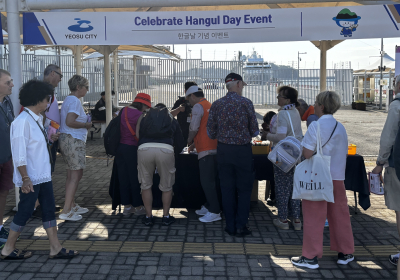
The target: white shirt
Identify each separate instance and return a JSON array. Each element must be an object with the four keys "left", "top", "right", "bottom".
[
  {"left": 267, "top": 107, "right": 303, "bottom": 146},
  {"left": 302, "top": 114, "right": 348, "bottom": 180},
  {"left": 60, "top": 95, "right": 88, "bottom": 142},
  {"left": 10, "top": 108, "right": 51, "bottom": 187}
]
